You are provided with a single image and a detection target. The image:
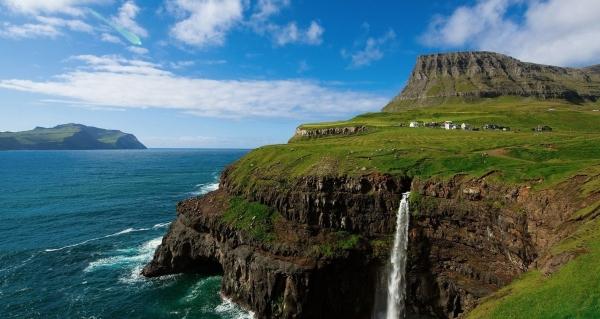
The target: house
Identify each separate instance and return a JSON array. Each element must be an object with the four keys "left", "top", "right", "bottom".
[
  {"left": 533, "top": 125, "right": 552, "bottom": 132},
  {"left": 461, "top": 123, "right": 471, "bottom": 130},
  {"left": 409, "top": 121, "right": 423, "bottom": 128},
  {"left": 444, "top": 121, "right": 456, "bottom": 130}
]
